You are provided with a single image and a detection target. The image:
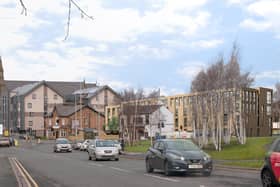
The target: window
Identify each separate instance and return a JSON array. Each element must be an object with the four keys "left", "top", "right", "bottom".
[
  {"left": 27, "top": 103, "right": 32, "bottom": 109},
  {"left": 175, "top": 118, "right": 178, "bottom": 127},
  {"left": 49, "top": 119, "right": 52, "bottom": 127},
  {"left": 267, "top": 91, "right": 272, "bottom": 104},
  {"left": 32, "top": 94, "right": 36, "bottom": 99},
  {"left": 62, "top": 119, "right": 65, "bottom": 126},
  {"left": 267, "top": 106, "right": 272, "bottom": 115},
  {"left": 54, "top": 94, "right": 58, "bottom": 100},
  {"left": 96, "top": 95, "right": 99, "bottom": 101},
  {"left": 29, "top": 112, "right": 33, "bottom": 117},
  {"left": 112, "top": 108, "right": 115, "bottom": 116},
  {"left": 28, "top": 121, "right": 33, "bottom": 126},
  {"left": 153, "top": 142, "right": 160, "bottom": 149},
  {"left": 145, "top": 115, "right": 149, "bottom": 124},
  {"left": 184, "top": 118, "right": 187, "bottom": 127}
]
